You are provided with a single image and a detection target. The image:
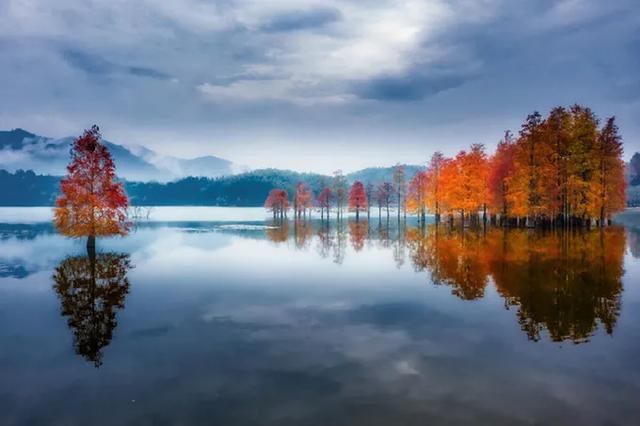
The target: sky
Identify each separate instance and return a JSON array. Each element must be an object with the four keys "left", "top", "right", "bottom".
[{"left": 1, "top": 0, "right": 639, "bottom": 173}]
